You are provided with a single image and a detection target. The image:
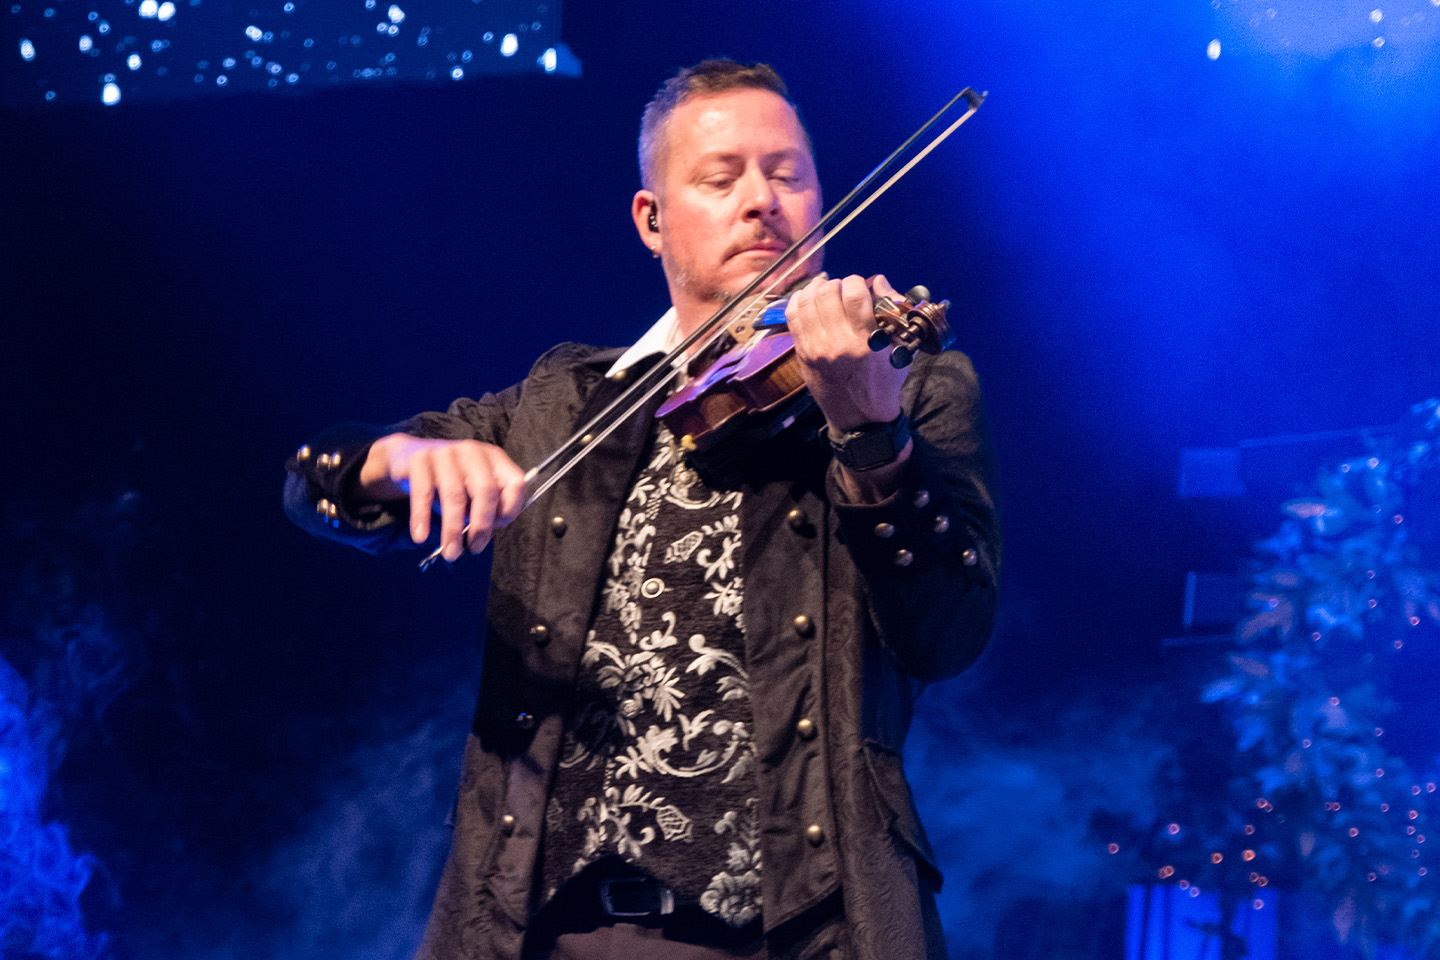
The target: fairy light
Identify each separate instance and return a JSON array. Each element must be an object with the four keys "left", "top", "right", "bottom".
[{"left": 8, "top": 0, "right": 571, "bottom": 104}]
